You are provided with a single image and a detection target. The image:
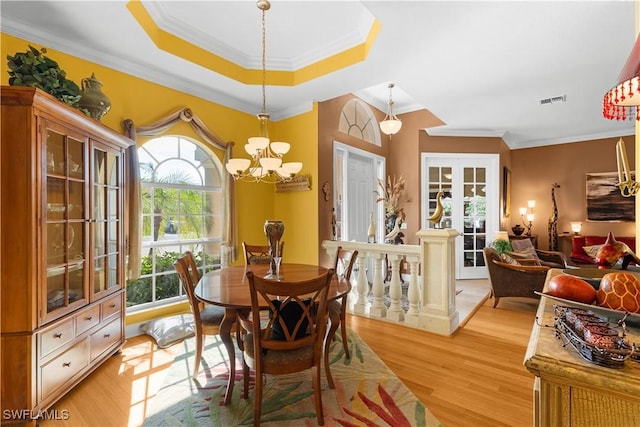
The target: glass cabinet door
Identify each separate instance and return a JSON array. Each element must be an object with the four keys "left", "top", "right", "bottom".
[
  {"left": 45, "top": 127, "right": 87, "bottom": 318},
  {"left": 92, "top": 143, "right": 122, "bottom": 300}
]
